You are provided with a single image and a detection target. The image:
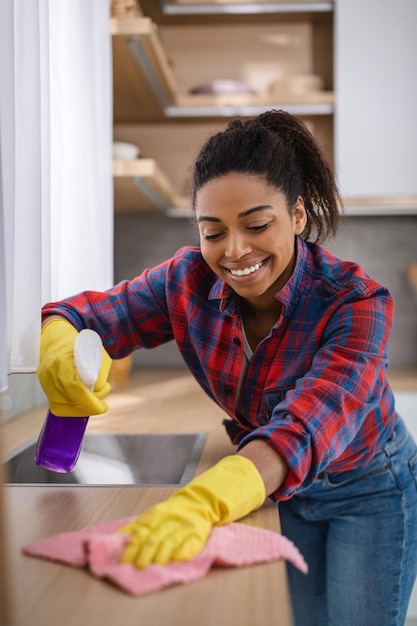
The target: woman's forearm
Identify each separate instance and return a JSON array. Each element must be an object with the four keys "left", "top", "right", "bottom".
[{"left": 237, "top": 439, "right": 287, "bottom": 496}]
